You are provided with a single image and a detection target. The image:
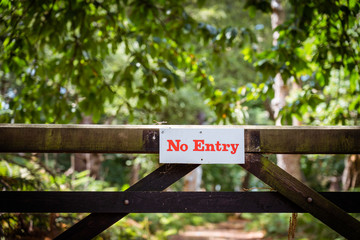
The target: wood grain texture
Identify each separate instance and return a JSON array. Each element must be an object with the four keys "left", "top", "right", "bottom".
[
  {"left": 2, "top": 124, "right": 360, "bottom": 239},
  {"left": 1, "top": 124, "right": 360, "bottom": 154},
  {"left": 241, "top": 154, "right": 360, "bottom": 240},
  {"left": 54, "top": 164, "right": 199, "bottom": 240},
  {"left": 2, "top": 191, "right": 360, "bottom": 213}
]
